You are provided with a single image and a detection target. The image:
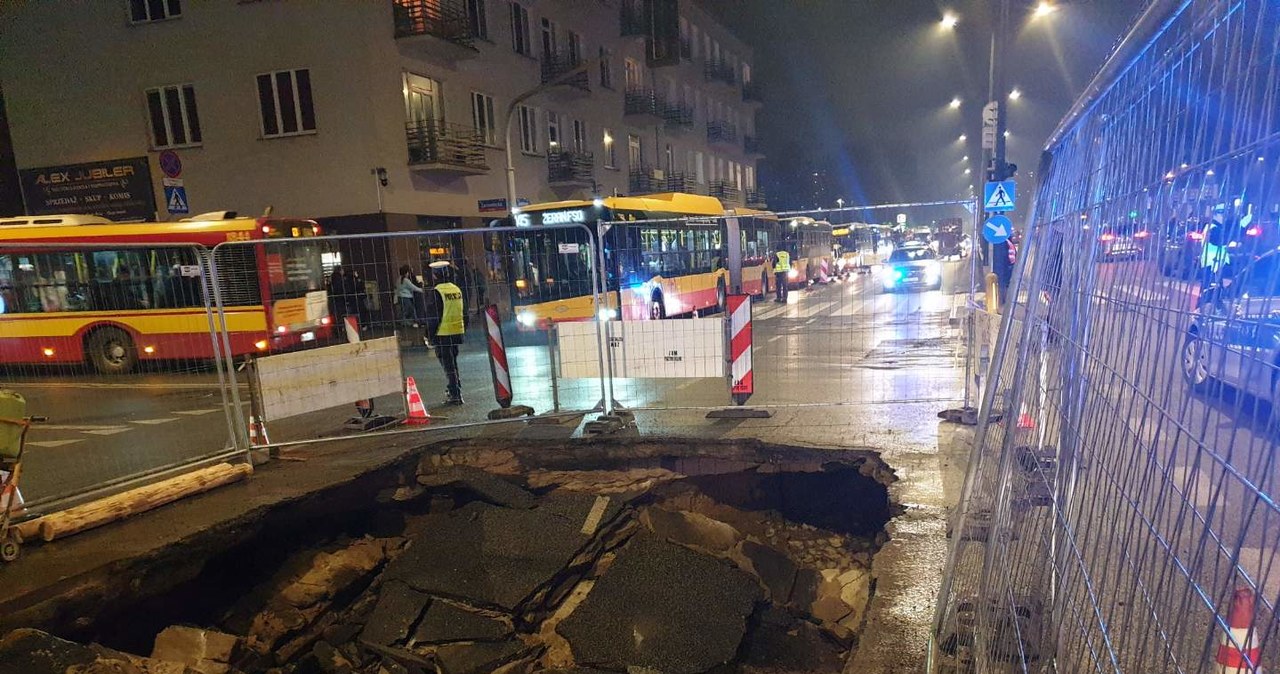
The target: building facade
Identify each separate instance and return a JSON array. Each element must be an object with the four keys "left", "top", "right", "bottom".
[{"left": 0, "top": 0, "right": 765, "bottom": 236}]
